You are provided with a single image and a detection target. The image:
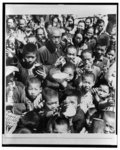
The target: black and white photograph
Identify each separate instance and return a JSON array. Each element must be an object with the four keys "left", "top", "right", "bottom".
[{"left": 2, "top": 3, "right": 118, "bottom": 147}]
